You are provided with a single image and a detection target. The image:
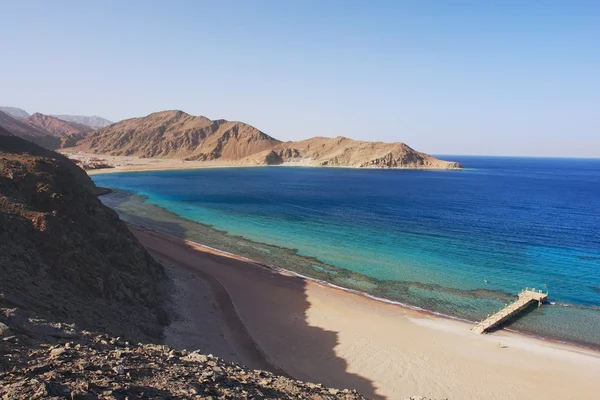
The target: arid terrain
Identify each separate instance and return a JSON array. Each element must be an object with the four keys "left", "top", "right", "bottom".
[
  {"left": 0, "top": 128, "right": 374, "bottom": 399},
  {"left": 2, "top": 123, "right": 600, "bottom": 400},
  {"left": 1, "top": 106, "right": 461, "bottom": 169}
]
